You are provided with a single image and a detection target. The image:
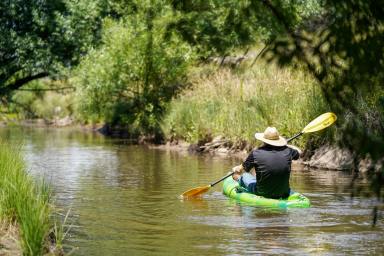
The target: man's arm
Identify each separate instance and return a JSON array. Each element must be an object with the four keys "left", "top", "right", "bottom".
[
  {"left": 287, "top": 144, "right": 302, "bottom": 159},
  {"left": 231, "top": 151, "right": 254, "bottom": 180}
]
